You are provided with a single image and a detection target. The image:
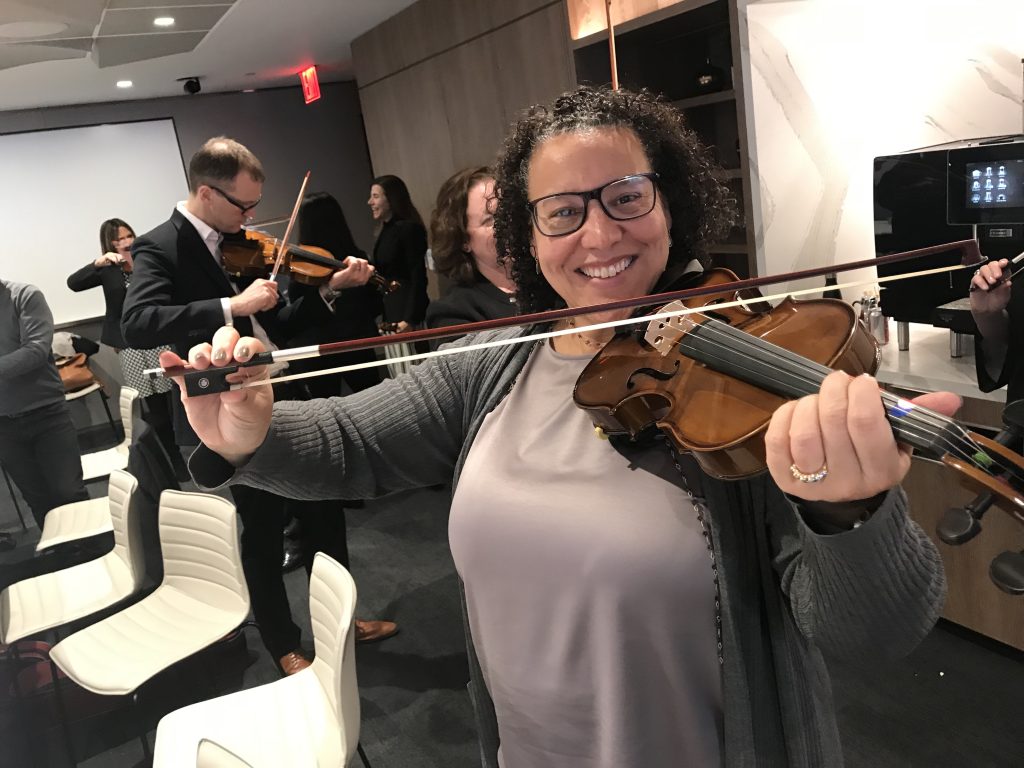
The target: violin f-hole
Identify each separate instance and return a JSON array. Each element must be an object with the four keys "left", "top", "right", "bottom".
[{"left": 626, "top": 360, "right": 679, "bottom": 390}]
